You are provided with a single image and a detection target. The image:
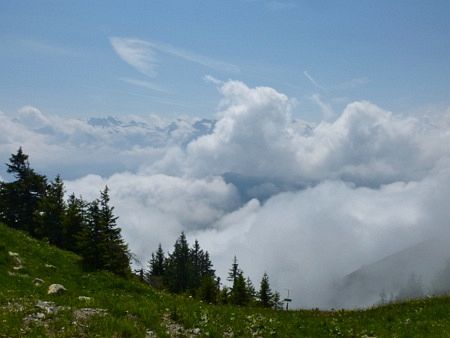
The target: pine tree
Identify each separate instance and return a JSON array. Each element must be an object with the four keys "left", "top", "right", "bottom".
[
  {"left": 98, "top": 186, "right": 130, "bottom": 275},
  {"left": 259, "top": 272, "right": 273, "bottom": 308},
  {"left": 149, "top": 243, "right": 165, "bottom": 277},
  {"left": 78, "top": 199, "right": 102, "bottom": 270},
  {"left": 190, "top": 239, "right": 202, "bottom": 289},
  {"left": 35, "top": 175, "right": 66, "bottom": 246},
  {"left": 189, "top": 239, "right": 215, "bottom": 291},
  {"left": 228, "top": 256, "right": 239, "bottom": 283},
  {"left": 164, "top": 232, "right": 191, "bottom": 293},
  {"left": 146, "top": 244, "right": 166, "bottom": 288},
  {"left": 231, "top": 270, "right": 250, "bottom": 306},
  {"left": 271, "top": 291, "right": 283, "bottom": 310},
  {"left": 0, "top": 148, "right": 47, "bottom": 235},
  {"left": 246, "top": 276, "right": 257, "bottom": 302},
  {"left": 219, "top": 286, "right": 230, "bottom": 305},
  {"left": 6, "top": 147, "right": 30, "bottom": 180},
  {"left": 77, "top": 187, "right": 130, "bottom": 275},
  {"left": 63, "top": 193, "right": 87, "bottom": 253},
  {"left": 198, "top": 275, "right": 219, "bottom": 304}
]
